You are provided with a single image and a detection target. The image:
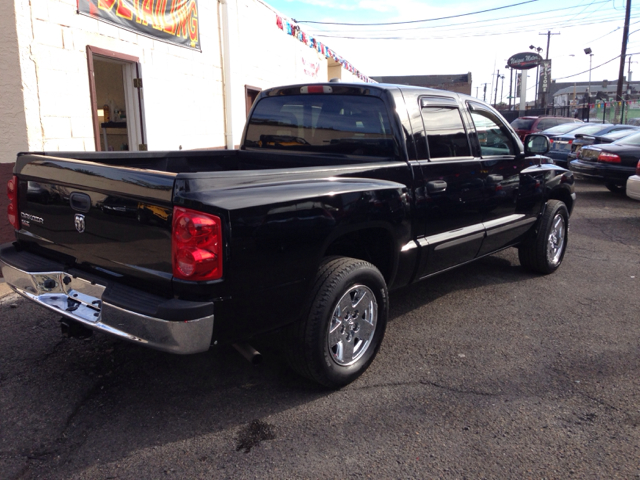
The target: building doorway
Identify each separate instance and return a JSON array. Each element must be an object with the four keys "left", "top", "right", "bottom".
[
  {"left": 245, "top": 85, "right": 261, "bottom": 117},
  {"left": 87, "top": 46, "right": 146, "bottom": 151}
]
